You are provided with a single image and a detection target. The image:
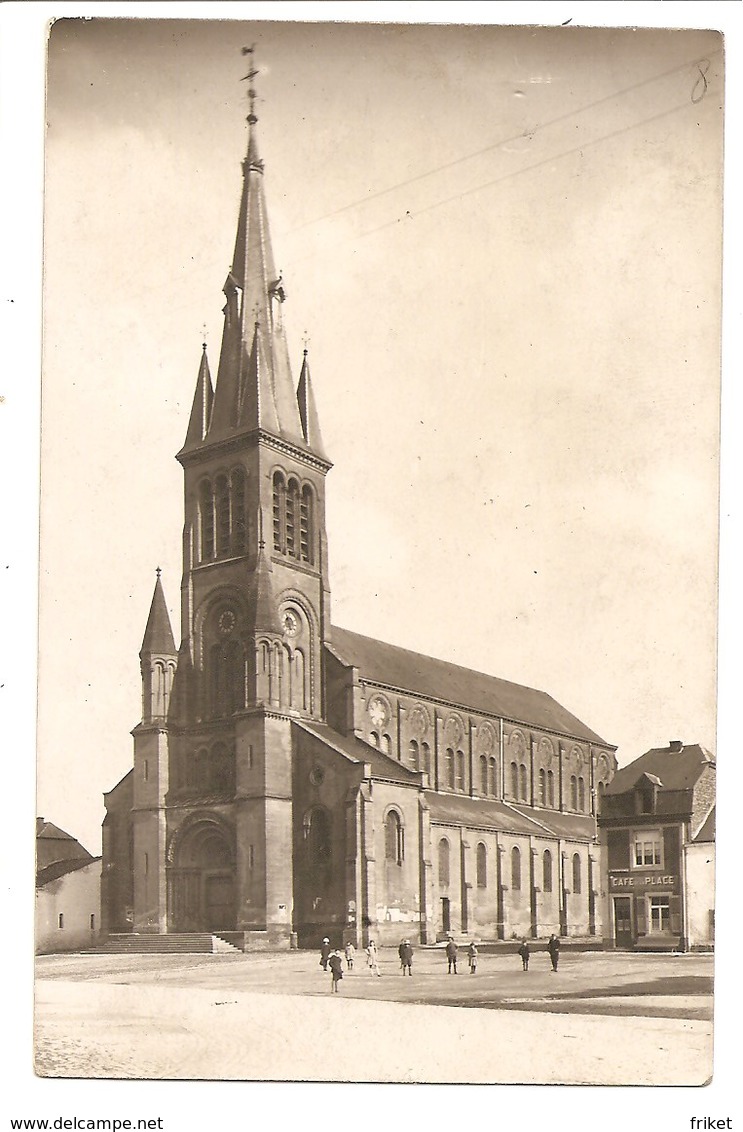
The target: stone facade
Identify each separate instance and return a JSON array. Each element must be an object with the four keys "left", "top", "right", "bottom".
[{"left": 101, "top": 97, "right": 617, "bottom": 950}]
